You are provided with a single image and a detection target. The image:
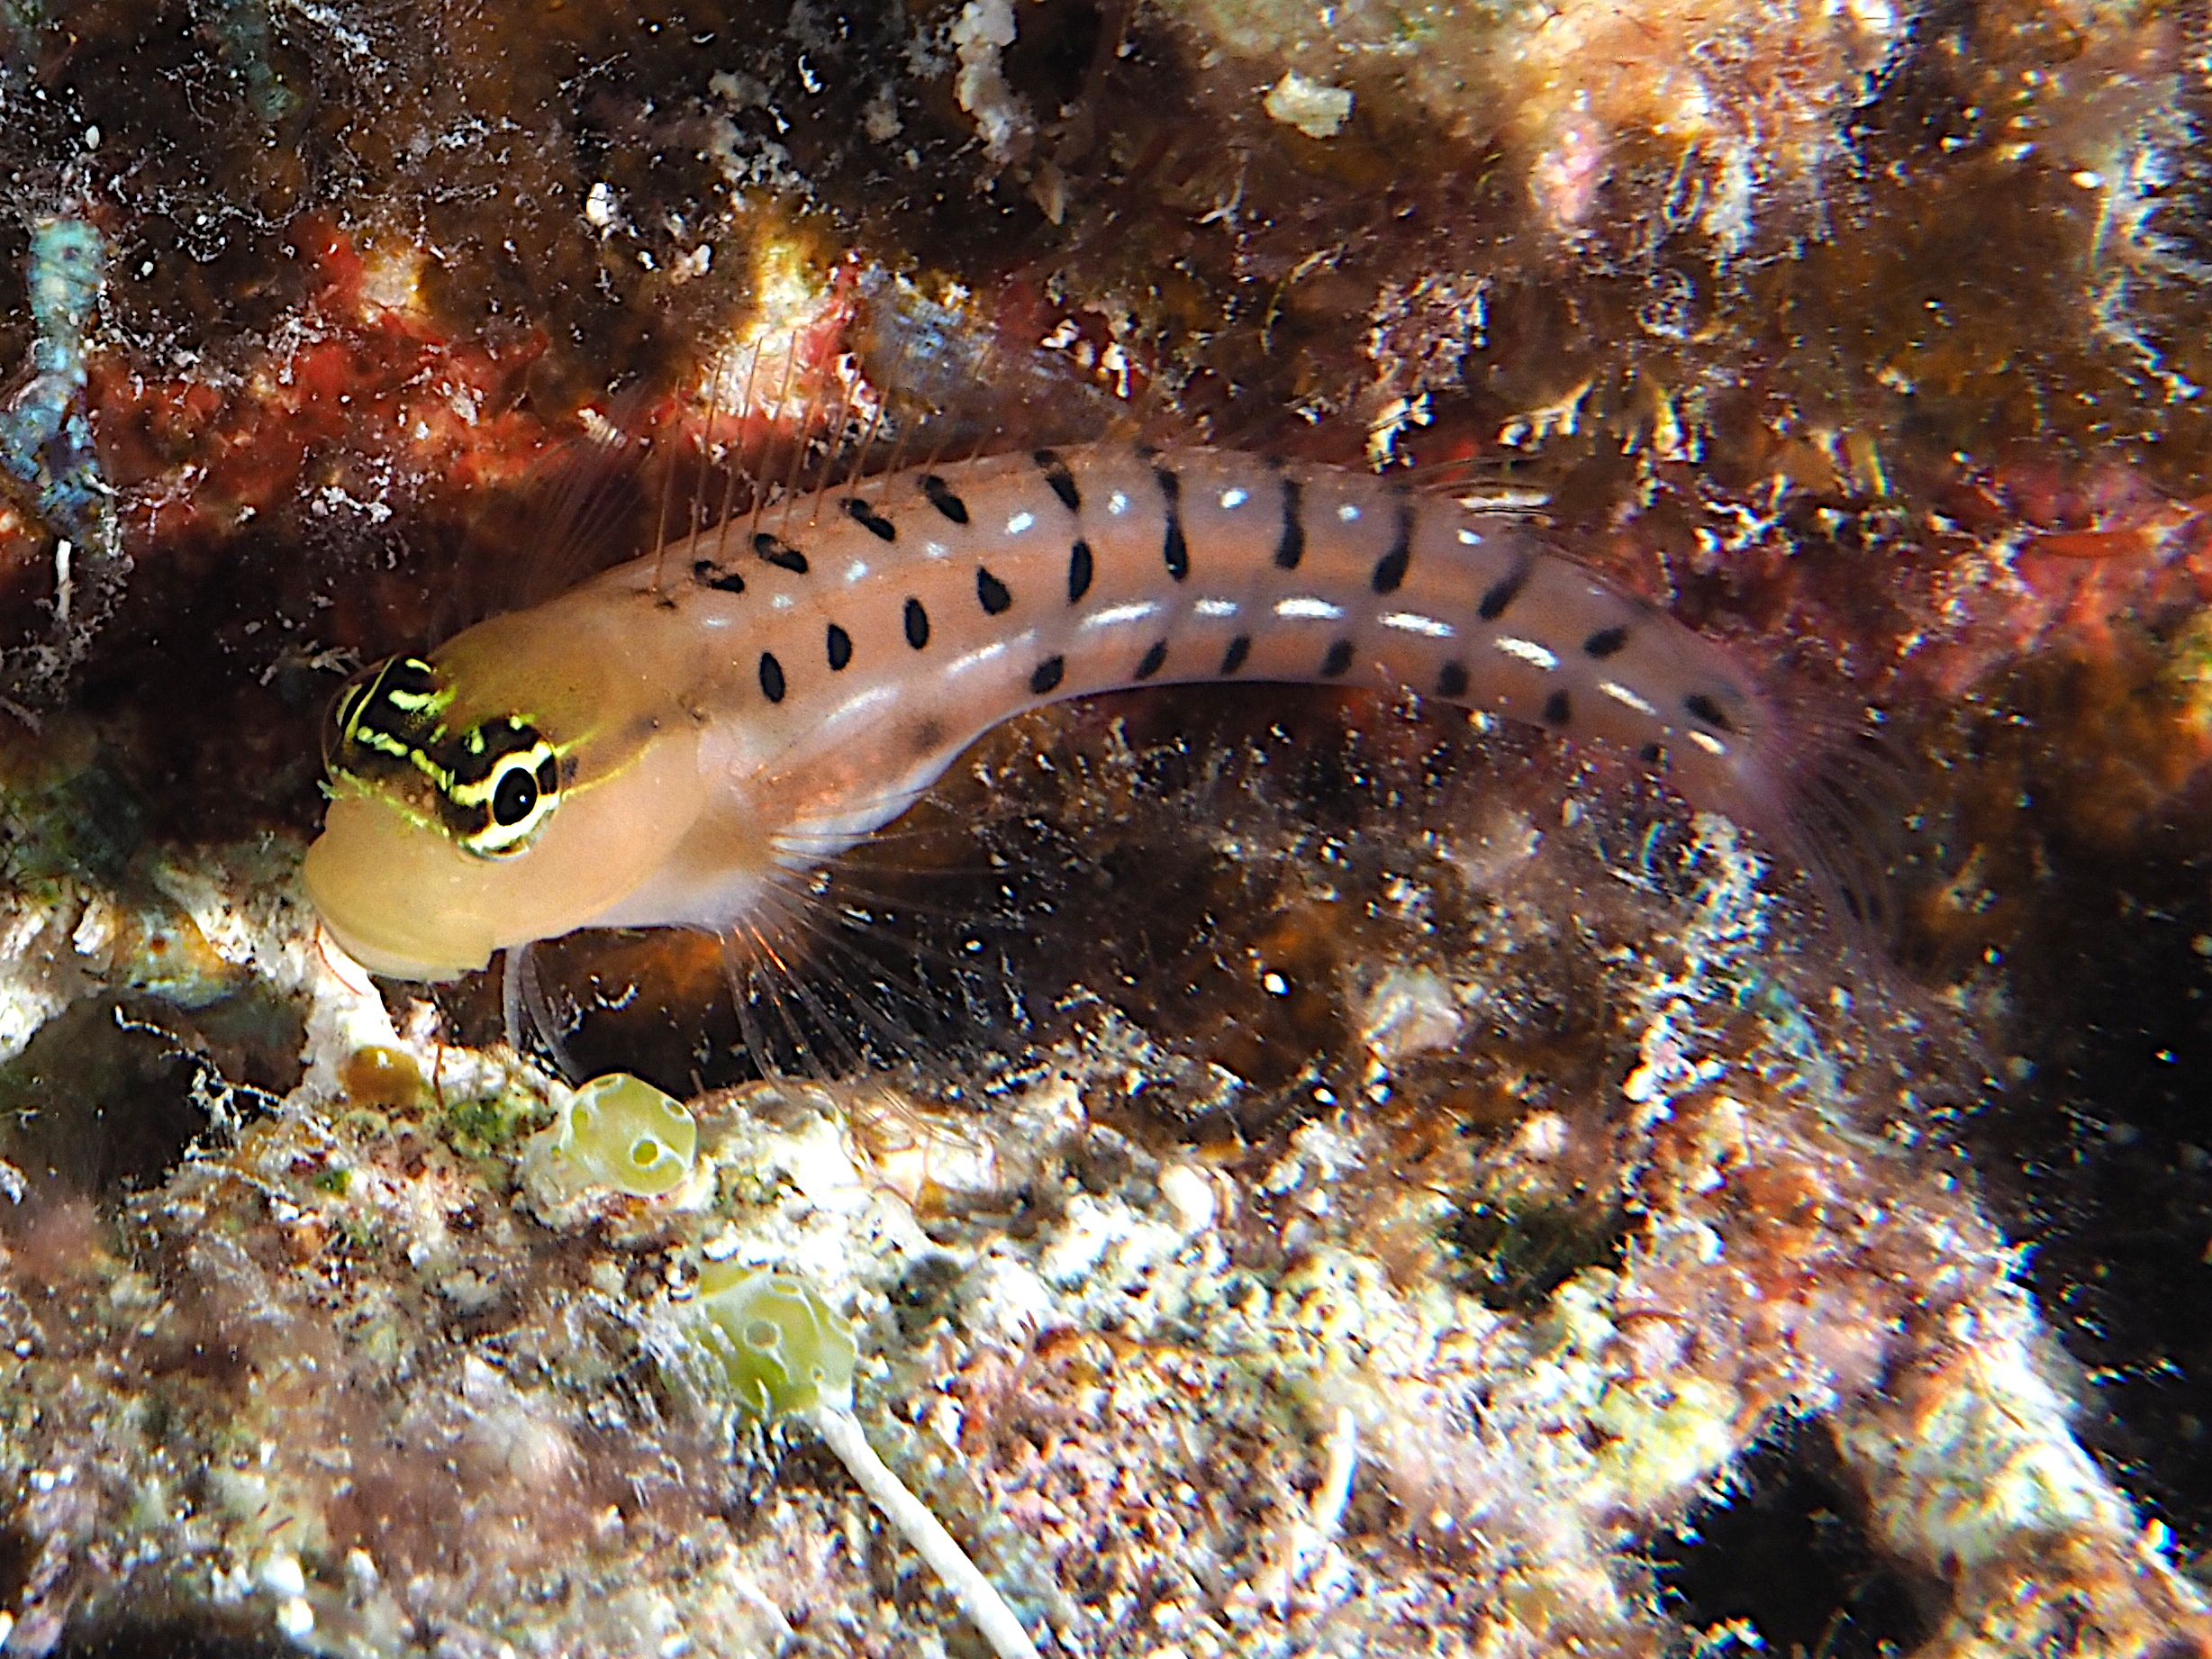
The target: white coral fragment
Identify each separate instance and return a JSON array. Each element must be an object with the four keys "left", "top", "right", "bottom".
[
  {"left": 950, "top": 0, "right": 1033, "bottom": 165},
  {"left": 1263, "top": 70, "right": 1353, "bottom": 140}
]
